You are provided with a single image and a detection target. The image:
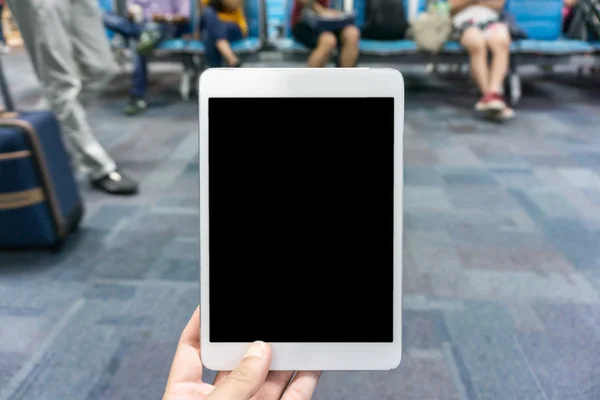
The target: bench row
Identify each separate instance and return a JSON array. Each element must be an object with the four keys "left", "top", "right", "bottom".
[{"left": 101, "top": 0, "right": 600, "bottom": 59}]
